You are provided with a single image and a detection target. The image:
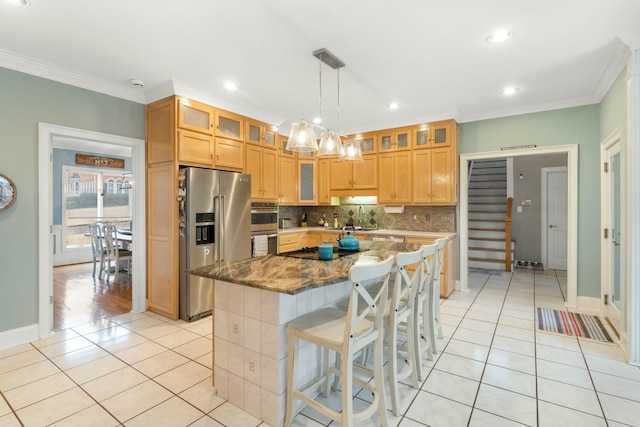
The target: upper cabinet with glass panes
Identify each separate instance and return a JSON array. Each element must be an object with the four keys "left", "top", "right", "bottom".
[
  {"left": 413, "top": 120, "right": 454, "bottom": 149},
  {"left": 214, "top": 108, "right": 244, "bottom": 141},
  {"left": 349, "top": 132, "right": 377, "bottom": 155},
  {"left": 245, "top": 118, "right": 278, "bottom": 149},
  {"left": 177, "top": 98, "right": 214, "bottom": 135},
  {"left": 377, "top": 126, "right": 412, "bottom": 152}
]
